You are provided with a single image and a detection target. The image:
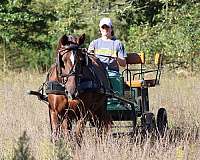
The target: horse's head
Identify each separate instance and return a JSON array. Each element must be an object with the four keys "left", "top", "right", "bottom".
[{"left": 57, "top": 34, "right": 86, "bottom": 98}]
